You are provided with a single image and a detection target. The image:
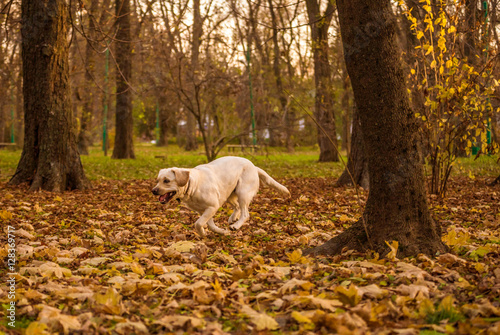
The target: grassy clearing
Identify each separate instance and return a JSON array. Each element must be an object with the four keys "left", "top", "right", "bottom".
[{"left": 0, "top": 143, "right": 498, "bottom": 182}]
